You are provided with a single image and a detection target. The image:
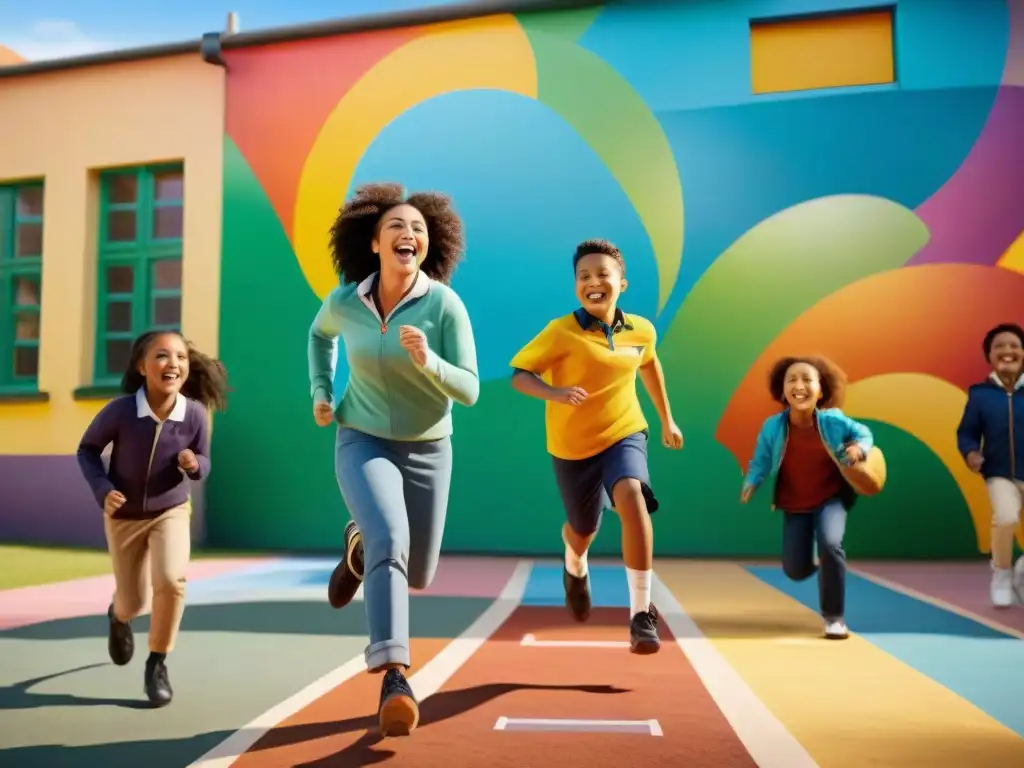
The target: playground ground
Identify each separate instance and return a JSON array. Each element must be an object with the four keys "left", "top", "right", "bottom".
[{"left": 1, "top": 548, "right": 1023, "bottom": 767}]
